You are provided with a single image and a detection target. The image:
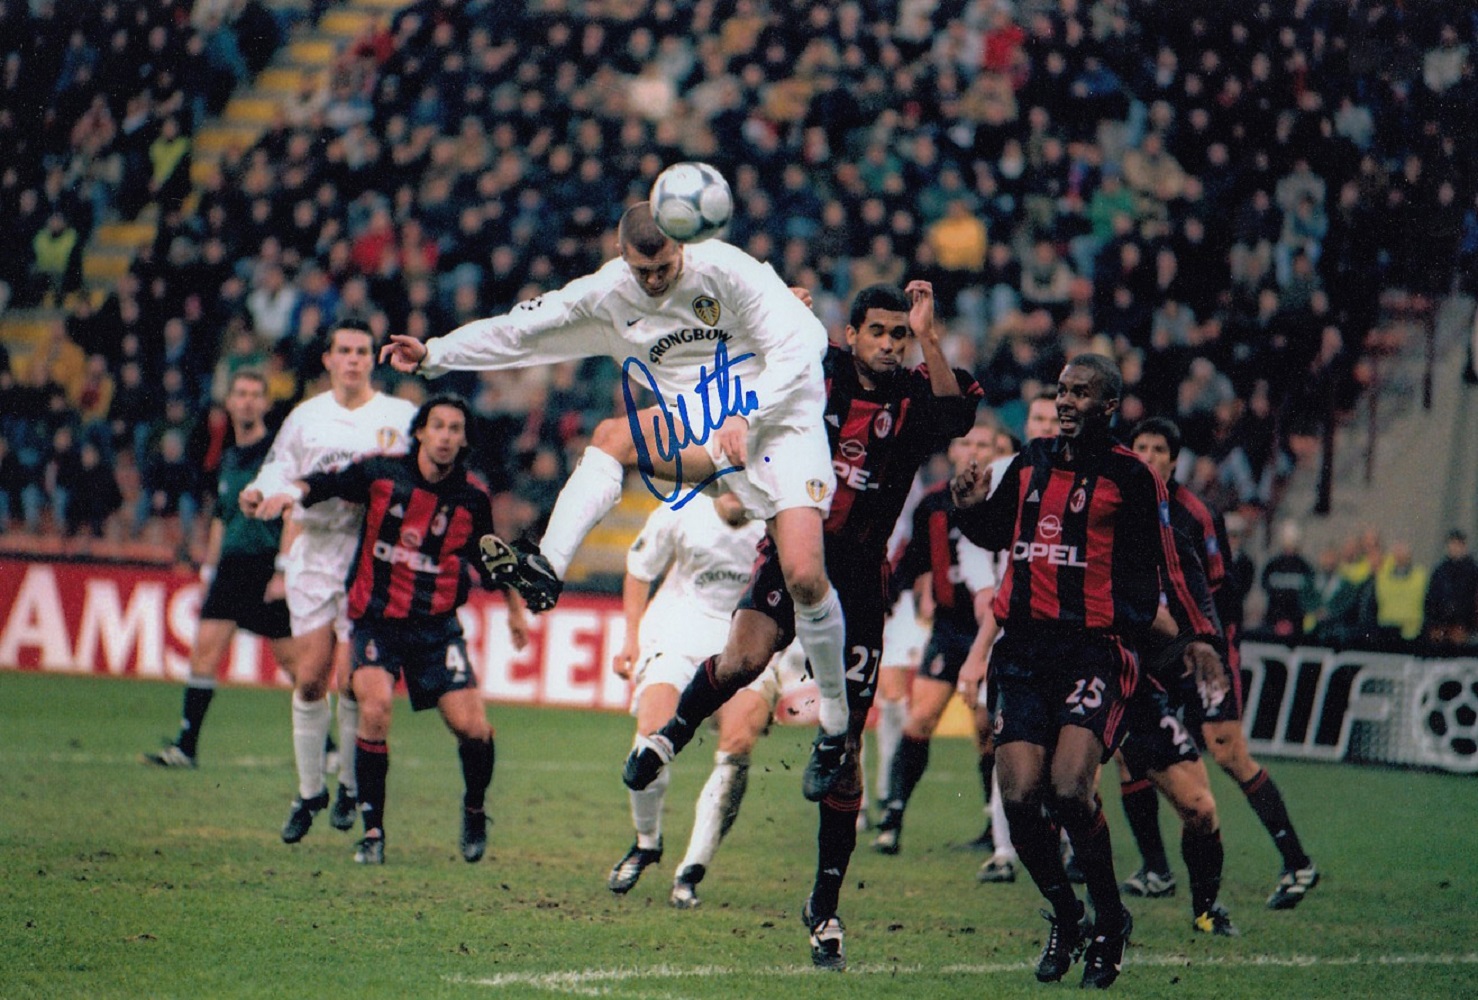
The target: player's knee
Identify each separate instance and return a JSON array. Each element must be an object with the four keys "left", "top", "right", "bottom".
[
  {"left": 1176, "top": 789, "right": 1219, "bottom": 835},
  {"left": 296, "top": 675, "right": 331, "bottom": 702},
  {"left": 454, "top": 720, "right": 491, "bottom": 745},
  {"left": 589, "top": 417, "right": 636, "bottom": 464},
  {"left": 1049, "top": 776, "right": 1097, "bottom": 819},
  {"left": 358, "top": 700, "right": 392, "bottom": 740},
  {"left": 714, "top": 649, "right": 768, "bottom": 688},
  {"left": 717, "top": 729, "right": 760, "bottom": 756},
  {"left": 780, "top": 562, "right": 828, "bottom": 607},
  {"left": 904, "top": 716, "right": 938, "bottom": 741}
]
